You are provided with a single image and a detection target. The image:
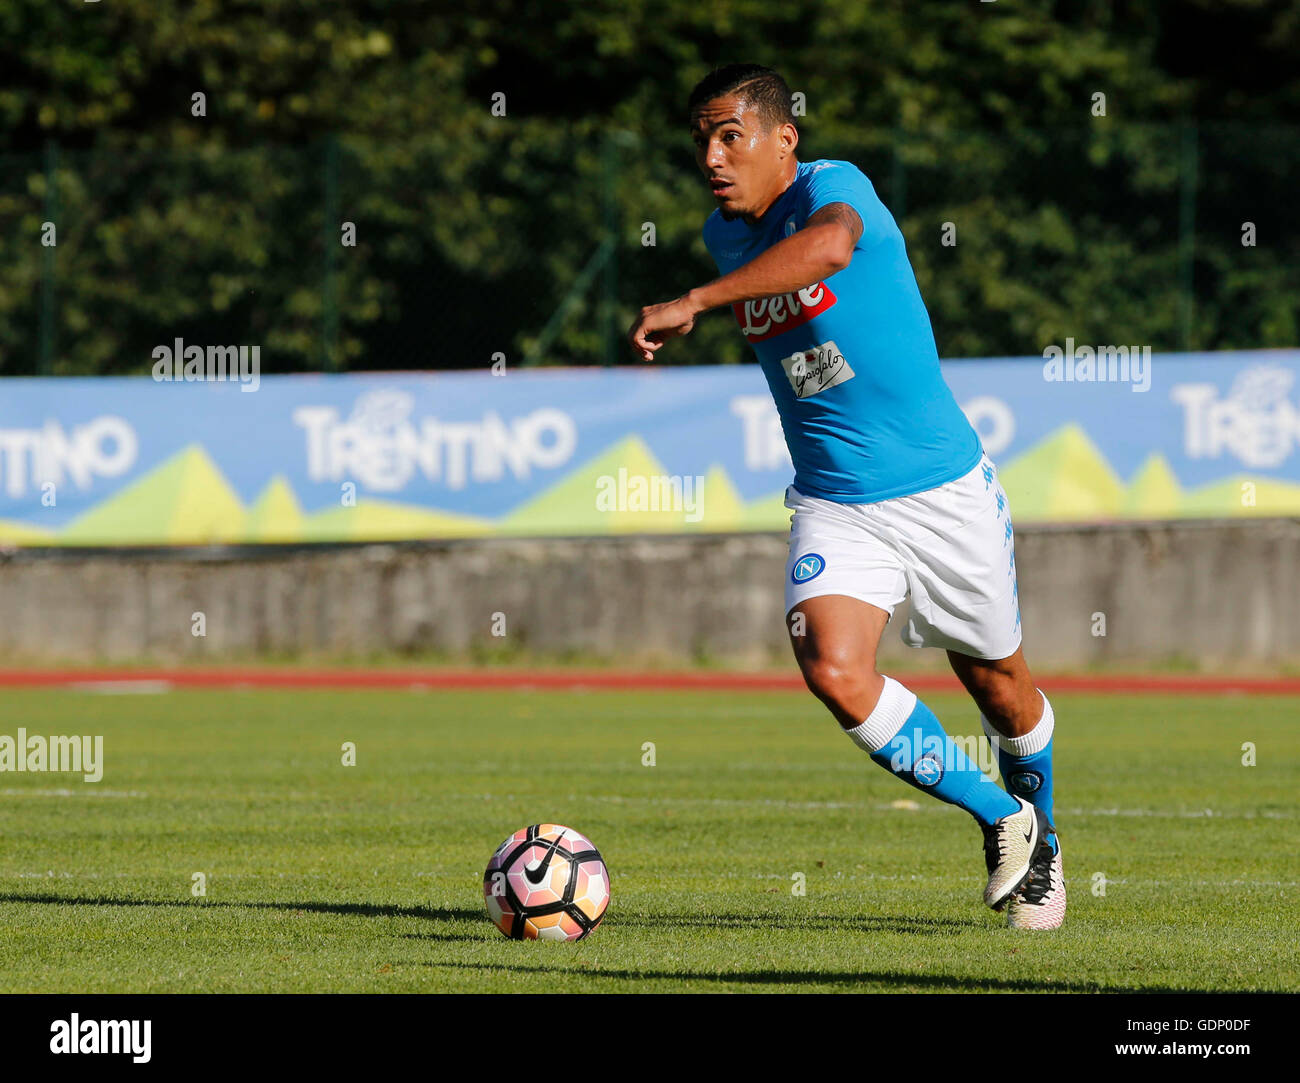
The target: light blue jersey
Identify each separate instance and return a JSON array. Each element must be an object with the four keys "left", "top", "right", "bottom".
[{"left": 702, "top": 159, "right": 981, "bottom": 503}]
